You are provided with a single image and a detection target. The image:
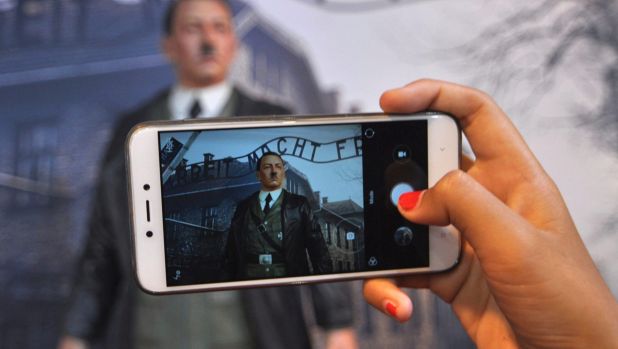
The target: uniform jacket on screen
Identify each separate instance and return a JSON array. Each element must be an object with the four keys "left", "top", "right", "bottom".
[{"left": 225, "top": 190, "right": 333, "bottom": 279}]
